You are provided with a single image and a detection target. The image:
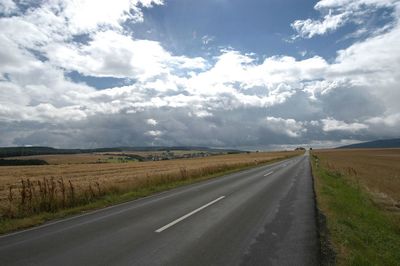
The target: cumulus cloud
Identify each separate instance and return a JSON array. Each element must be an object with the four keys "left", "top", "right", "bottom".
[
  {"left": 322, "top": 118, "right": 368, "bottom": 132},
  {"left": 291, "top": 0, "right": 399, "bottom": 38},
  {"left": 0, "top": 0, "right": 400, "bottom": 148},
  {"left": 48, "top": 30, "right": 206, "bottom": 80},
  {"left": 367, "top": 113, "right": 400, "bottom": 127},
  {"left": 292, "top": 12, "right": 347, "bottom": 38},
  {"left": 146, "top": 118, "right": 158, "bottom": 126},
  {"left": 49, "top": 0, "right": 164, "bottom": 34},
  {"left": 264, "top": 117, "right": 306, "bottom": 138},
  {"left": 0, "top": 0, "right": 18, "bottom": 15}
]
